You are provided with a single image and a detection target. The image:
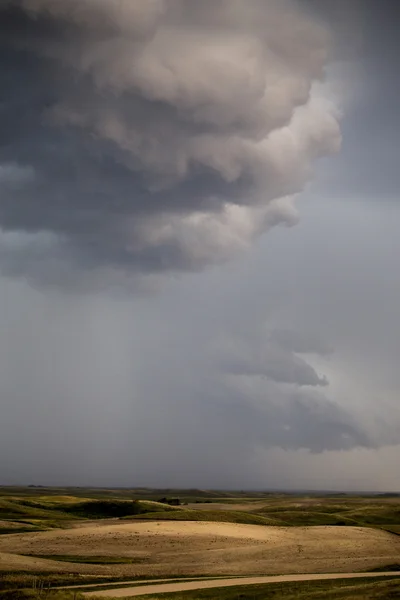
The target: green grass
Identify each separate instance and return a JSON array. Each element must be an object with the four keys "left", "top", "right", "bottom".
[
  {"left": 0, "top": 528, "right": 43, "bottom": 535},
  {"left": 368, "top": 563, "right": 400, "bottom": 572},
  {"left": 0, "top": 572, "right": 240, "bottom": 593},
  {"left": 130, "top": 500, "right": 400, "bottom": 528},
  {"left": 249, "top": 510, "right": 357, "bottom": 526},
  {"left": 129, "top": 509, "right": 277, "bottom": 526},
  {"left": 0, "top": 487, "right": 275, "bottom": 503},
  {"left": 0, "top": 499, "right": 67, "bottom": 521},
  {"left": 3, "top": 489, "right": 400, "bottom": 533},
  {"left": 130, "top": 577, "right": 400, "bottom": 599},
  {"left": 0, "top": 592, "right": 85, "bottom": 600},
  {"left": 0, "top": 572, "right": 156, "bottom": 591},
  {"left": 4, "top": 578, "right": 400, "bottom": 600},
  {"left": 248, "top": 498, "right": 400, "bottom": 528},
  {"left": 0, "top": 497, "right": 182, "bottom": 530},
  {"left": 135, "top": 501, "right": 183, "bottom": 513}
]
